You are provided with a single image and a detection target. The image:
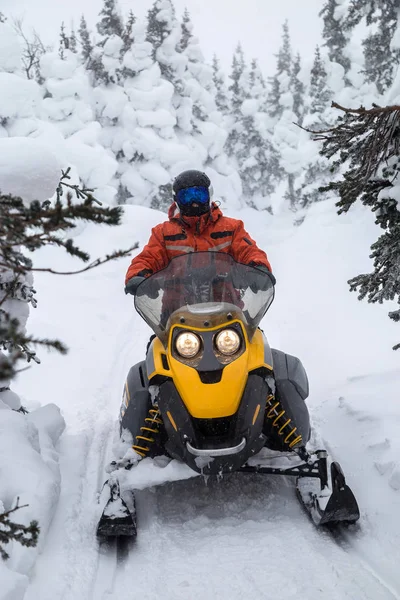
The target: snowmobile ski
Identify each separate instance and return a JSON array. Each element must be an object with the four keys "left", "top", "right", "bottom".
[
  {"left": 296, "top": 458, "right": 360, "bottom": 527},
  {"left": 97, "top": 478, "right": 137, "bottom": 538}
]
